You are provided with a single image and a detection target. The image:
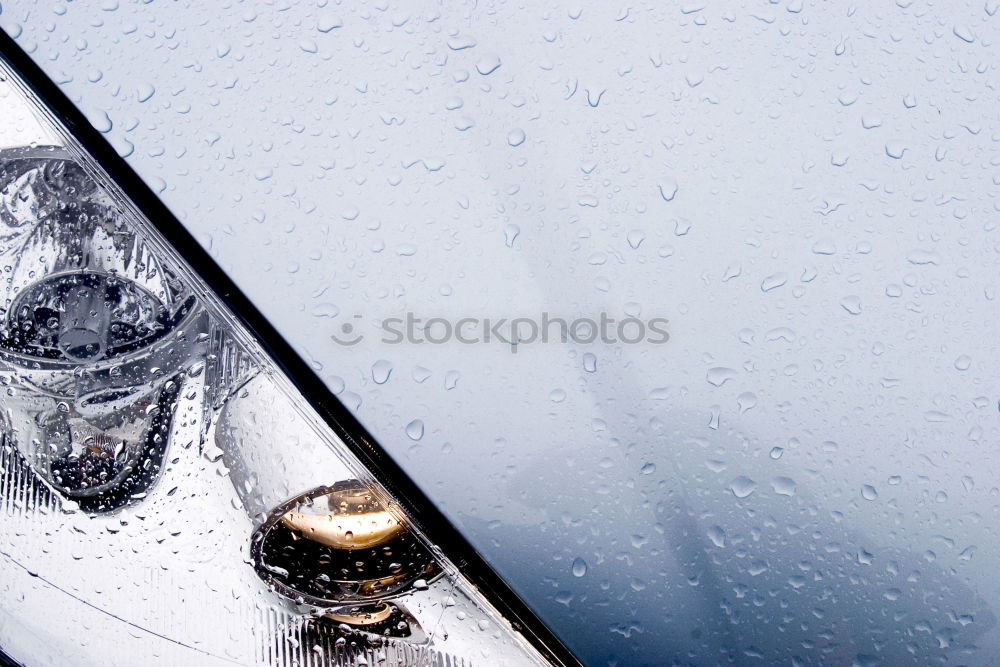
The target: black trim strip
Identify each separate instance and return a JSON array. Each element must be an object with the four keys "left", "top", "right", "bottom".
[
  {"left": 0, "top": 29, "right": 581, "bottom": 667},
  {"left": 0, "top": 648, "right": 22, "bottom": 667}
]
